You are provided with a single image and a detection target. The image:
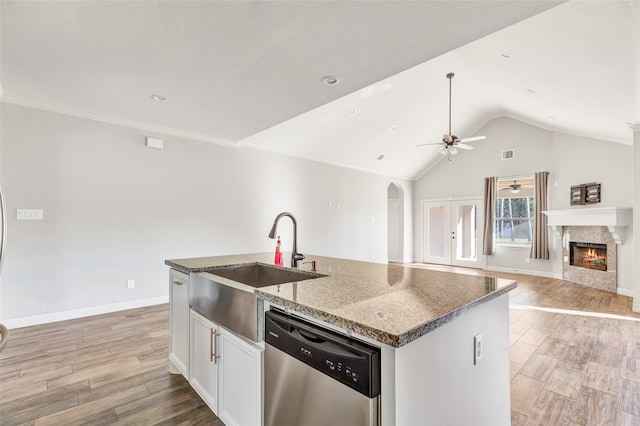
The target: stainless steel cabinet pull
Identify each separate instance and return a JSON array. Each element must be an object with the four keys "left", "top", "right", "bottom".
[
  {"left": 172, "top": 280, "right": 184, "bottom": 286},
  {"left": 209, "top": 328, "right": 215, "bottom": 361},
  {"left": 210, "top": 329, "right": 220, "bottom": 364}
]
